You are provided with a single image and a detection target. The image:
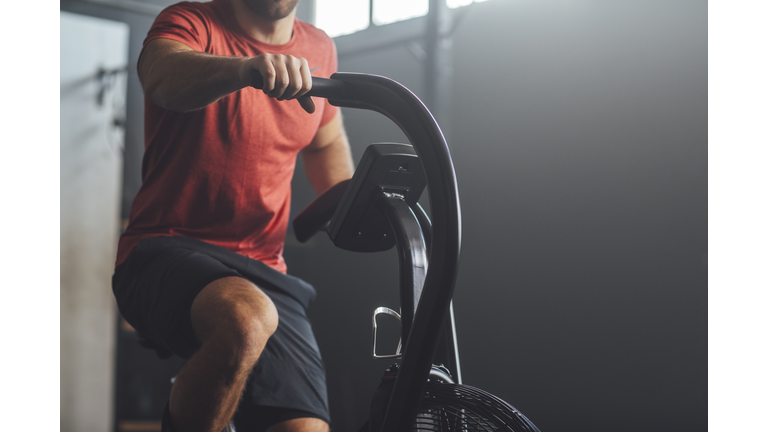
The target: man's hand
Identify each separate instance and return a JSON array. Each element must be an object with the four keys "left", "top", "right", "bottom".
[{"left": 239, "top": 53, "right": 316, "bottom": 114}]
